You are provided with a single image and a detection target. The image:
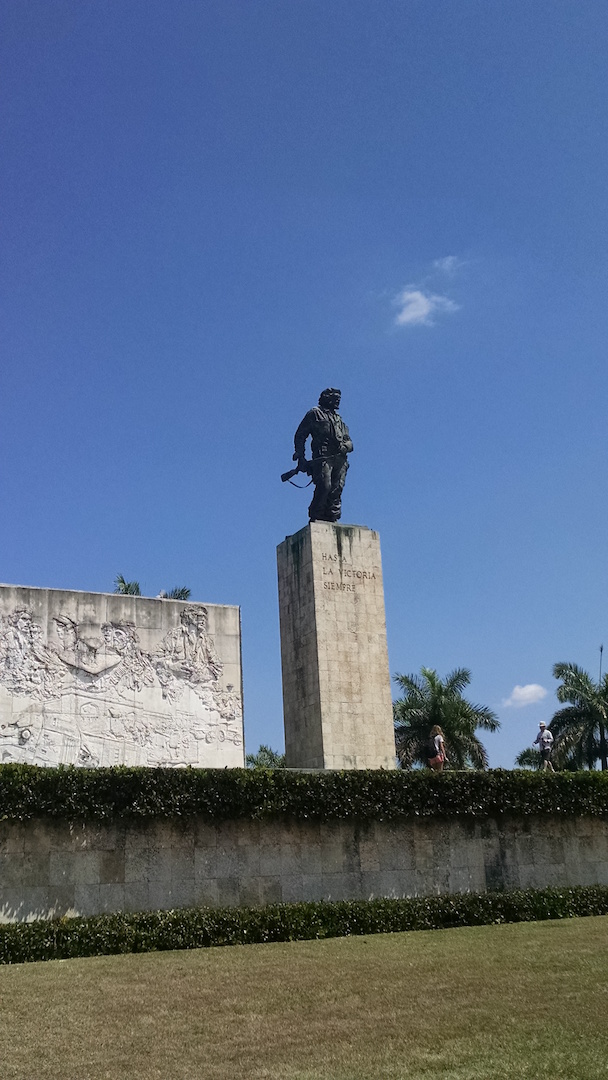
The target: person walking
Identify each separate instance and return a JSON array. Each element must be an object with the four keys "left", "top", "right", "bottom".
[
  {"left": 428, "top": 725, "right": 448, "bottom": 772},
  {"left": 534, "top": 721, "right": 555, "bottom": 771}
]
